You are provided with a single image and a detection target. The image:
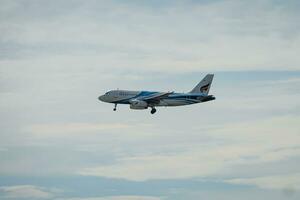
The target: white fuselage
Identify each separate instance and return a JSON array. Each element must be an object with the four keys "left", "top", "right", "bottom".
[
  {"left": 98, "top": 74, "right": 215, "bottom": 113},
  {"left": 98, "top": 90, "right": 214, "bottom": 107}
]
